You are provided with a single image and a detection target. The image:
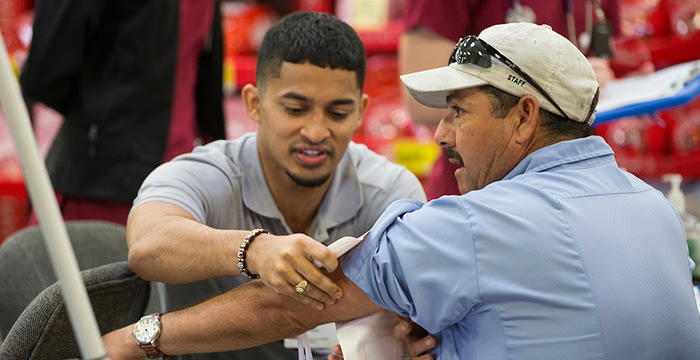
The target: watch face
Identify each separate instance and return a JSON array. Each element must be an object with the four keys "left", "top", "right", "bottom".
[{"left": 132, "top": 316, "right": 161, "bottom": 343}]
